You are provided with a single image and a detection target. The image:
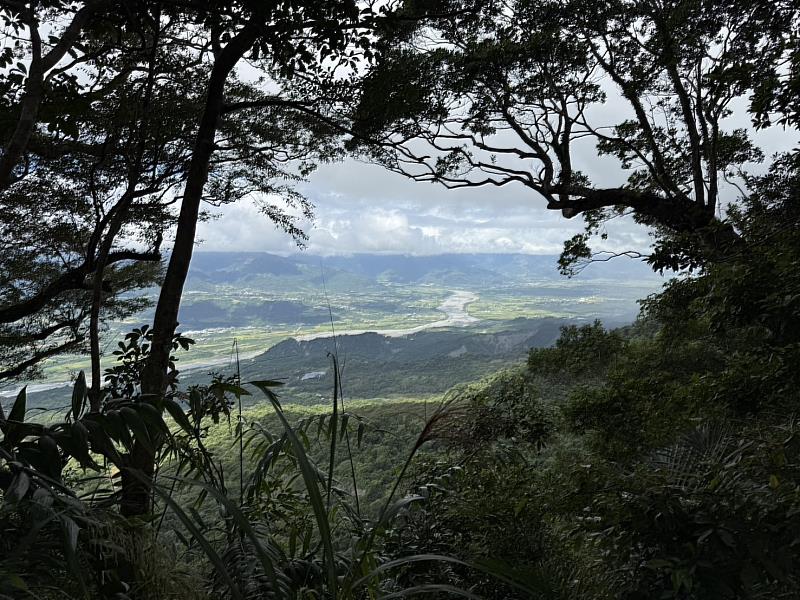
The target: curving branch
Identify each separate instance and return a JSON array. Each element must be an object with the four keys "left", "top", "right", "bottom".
[
  {"left": 0, "top": 1, "right": 104, "bottom": 189},
  {"left": 0, "top": 338, "right": 82, "bottom": 380},
  {"left": 0, "top": 249, "right": 161, "bottom": 324}
]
